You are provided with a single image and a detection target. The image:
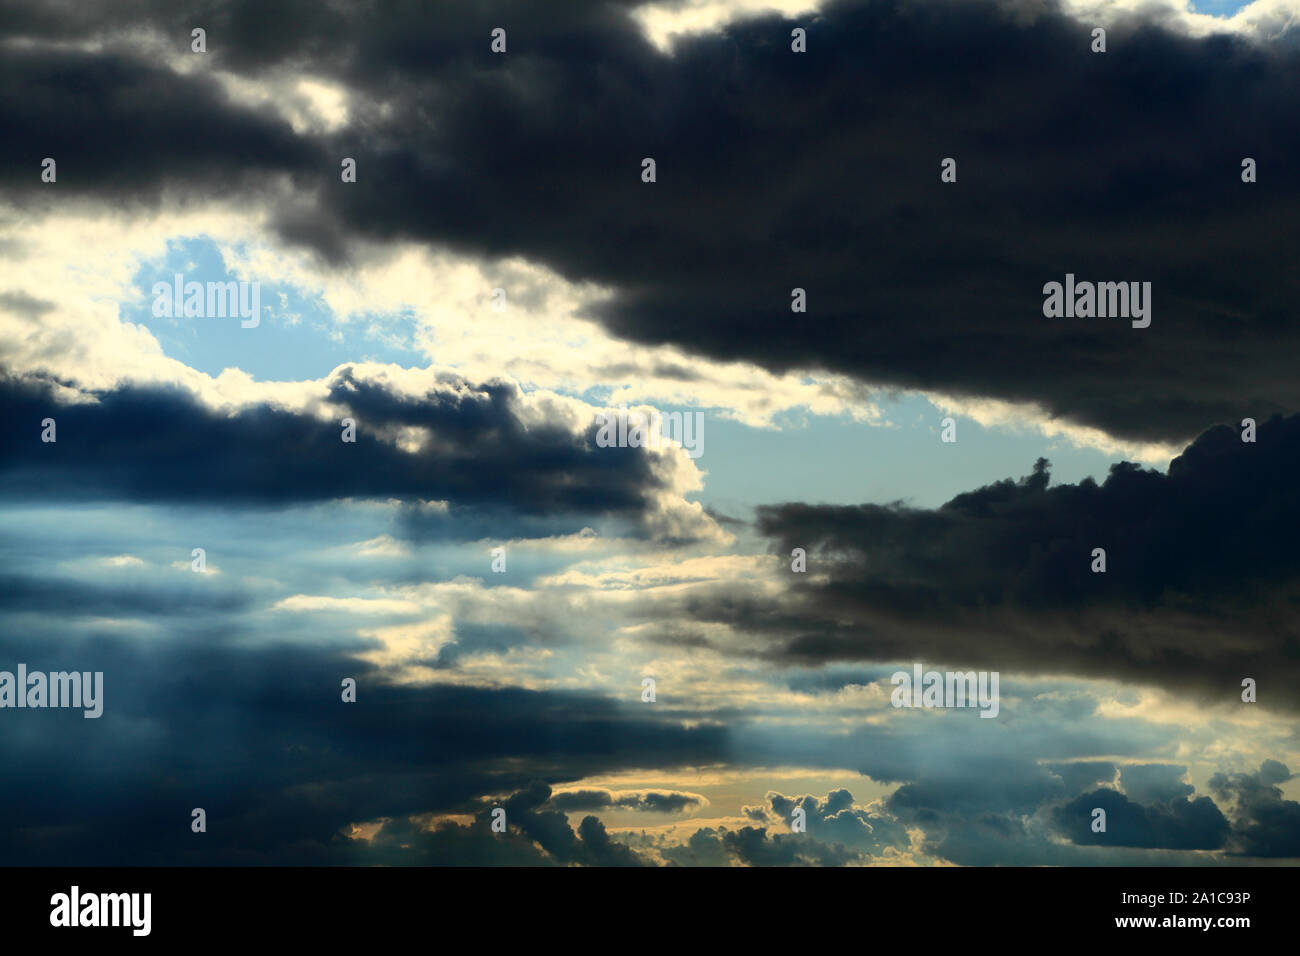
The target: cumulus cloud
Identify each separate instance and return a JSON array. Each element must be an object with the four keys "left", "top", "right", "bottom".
[
  {"left": 1054, "top": 788, "right": 1231, "bottom": 850},
  {"left": 2, "top": 0, "right": 1297, "bottom": 868},
  {"left": 1211, "top": 760, "right": 1300, "bottom": 857},
  {"left": 5, "top": 0, "right": 1300, "bottom": 444},
  {"left": 0, "top": 366, "right": 726, "bottom": 543},
  {"left": 746, "top": 418, "right": 1300, "bottom": 707}
]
